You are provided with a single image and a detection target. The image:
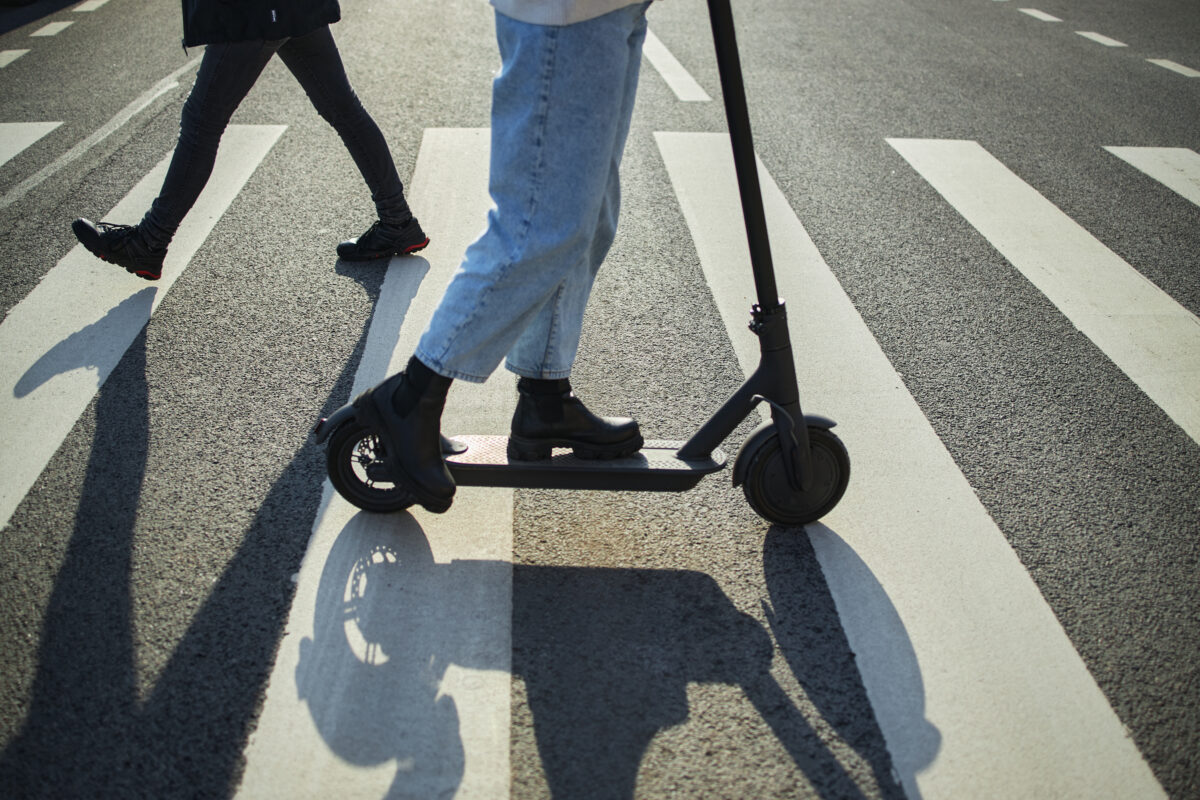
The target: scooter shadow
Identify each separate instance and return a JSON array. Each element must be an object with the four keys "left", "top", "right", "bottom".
[
  {"left": 770, "top": 524, "right": 942, "bottom": 799},
  {"left": 298, "top": 514, "right": 888, "bottom": 799},
  {"left": 294, "top": 512, "right": 481, "bottom": 797}
]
